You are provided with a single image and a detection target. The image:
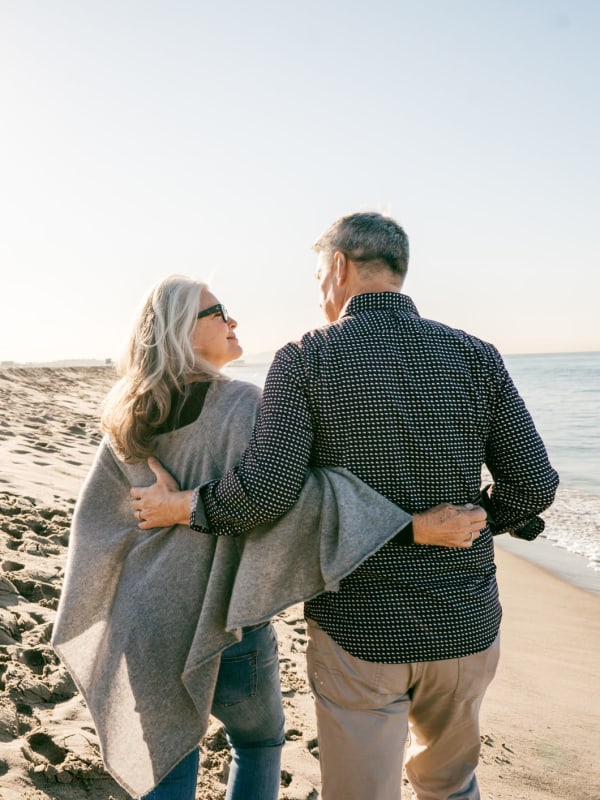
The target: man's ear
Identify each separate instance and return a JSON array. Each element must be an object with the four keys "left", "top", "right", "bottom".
[{"left": 333, "top": 251, "right": 348, "bottom": 285}]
